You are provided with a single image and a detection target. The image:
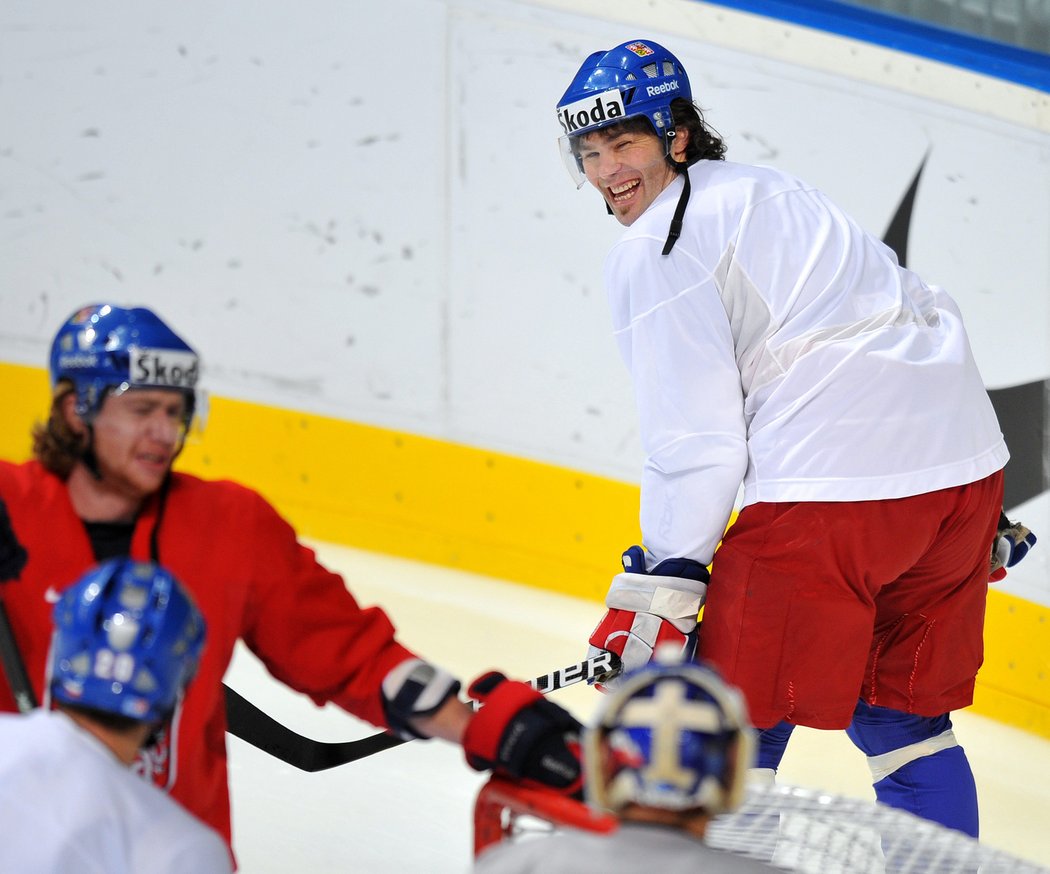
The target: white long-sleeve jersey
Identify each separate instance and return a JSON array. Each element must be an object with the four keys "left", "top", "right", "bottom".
[
  {"left": 605, "top": 161, "right": 1008, "bottom": 566},
  {"left": 0, "top": 710, "right": 232, "bottom": 874},
  {"left": 474, "top": 821, "right": 780, "bottom": 873}
]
